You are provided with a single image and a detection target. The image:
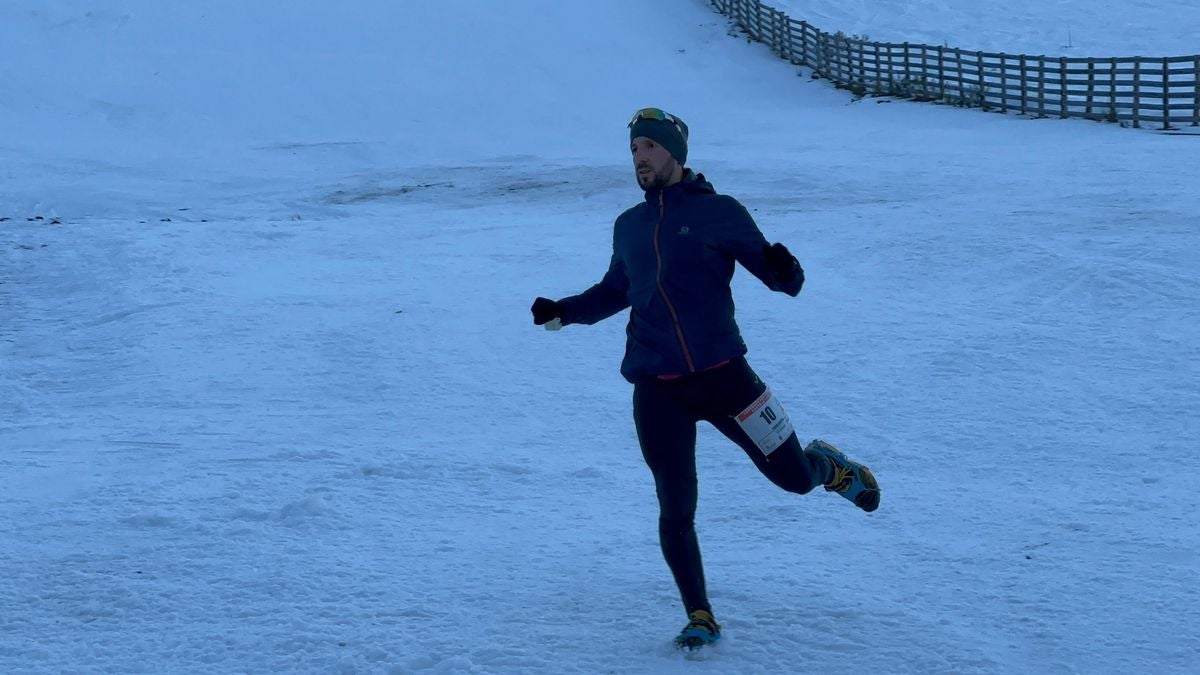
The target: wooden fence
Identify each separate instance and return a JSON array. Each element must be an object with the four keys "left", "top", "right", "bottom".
[{"left": 711, "top": 0, "right": 1200, "bottom": 130}]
